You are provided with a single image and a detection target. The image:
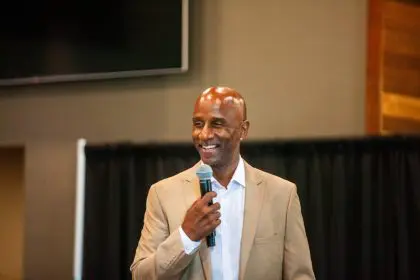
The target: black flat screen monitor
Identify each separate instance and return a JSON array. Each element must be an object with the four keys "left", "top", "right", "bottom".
[{"left": 0, "top": 0, "right": 189, "bottom": 86}]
